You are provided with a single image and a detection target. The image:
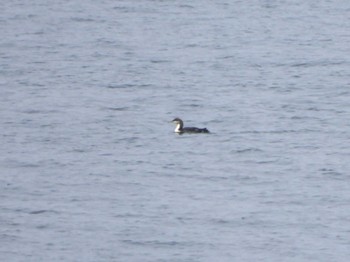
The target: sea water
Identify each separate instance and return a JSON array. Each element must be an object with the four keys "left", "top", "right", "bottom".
[{"left": 1, "top": 1, "right": 350, "bottom": 261}]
